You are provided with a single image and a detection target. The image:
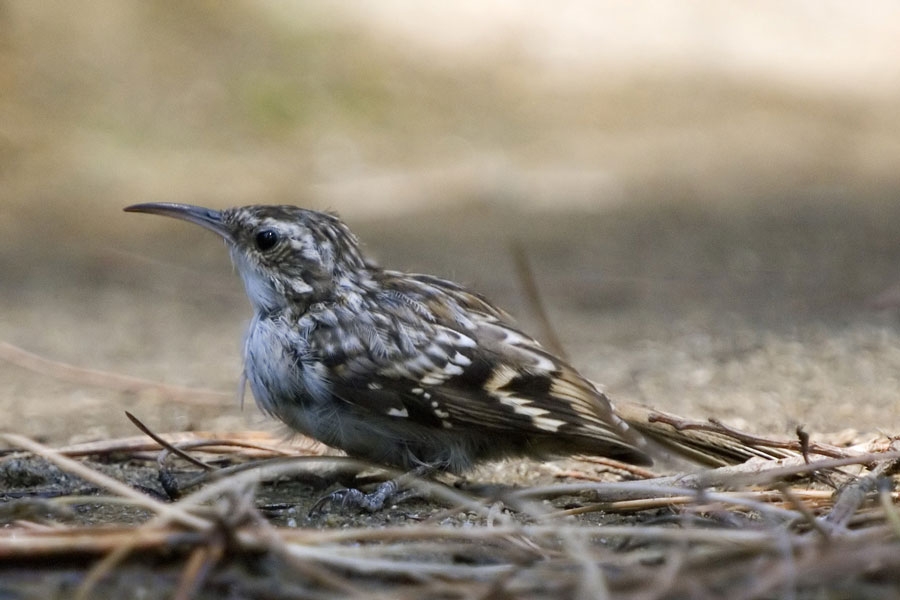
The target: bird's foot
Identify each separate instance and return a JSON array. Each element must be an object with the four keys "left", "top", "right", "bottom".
[{"left": 308, "top": 466, "right": 432, "bottom": 515}]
